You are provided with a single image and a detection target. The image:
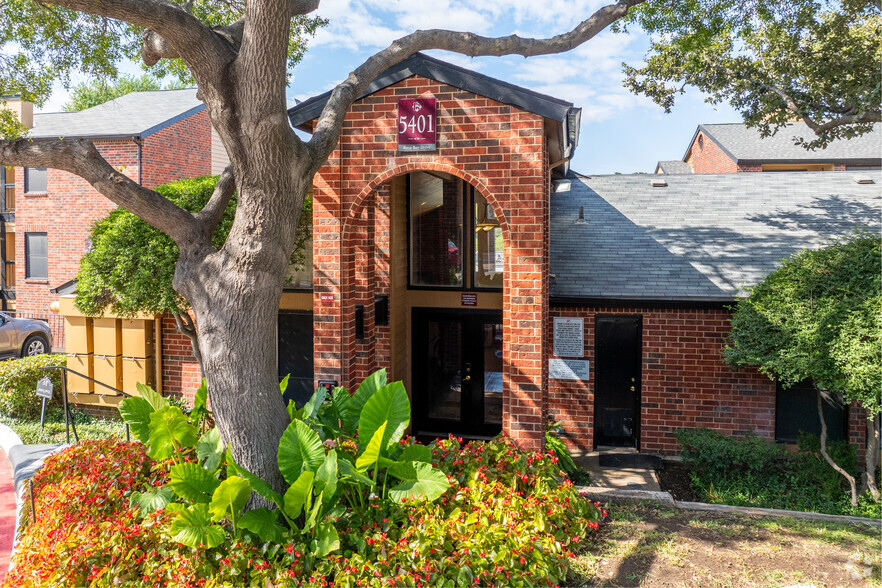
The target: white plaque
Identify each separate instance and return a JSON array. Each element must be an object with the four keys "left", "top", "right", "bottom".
[
  {"left": 549, "top": 359, "right": 590, "bottom": 381},
  {"left": 553, "top": 316, "right": 584, "bottom": 357}
]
